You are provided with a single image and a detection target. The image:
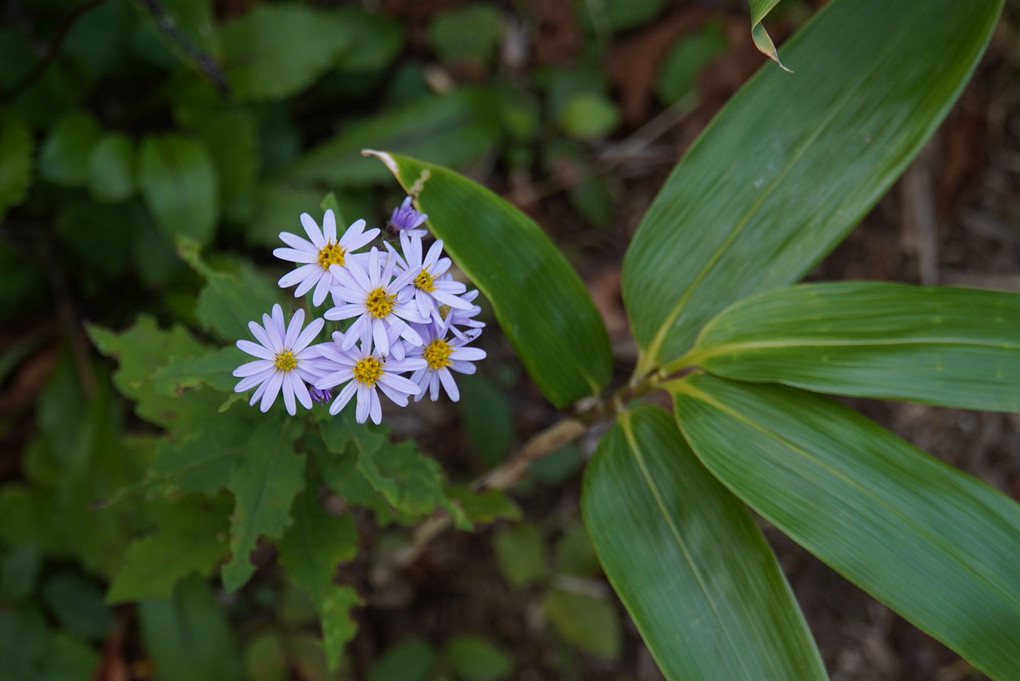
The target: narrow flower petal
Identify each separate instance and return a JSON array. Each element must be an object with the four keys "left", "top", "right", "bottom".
[
  {"left": 237, "top": 339, "right": 274, "bottom": 360},
  {"left": 233, "top": 359, "right": 274, "bottom": 377},
  {"left": 259, "top": 372, "right": 284, "bottom": 412},
  {"left": 282, "top": 374, "right": 297, "bottom": 415},
  {"left": 329, "top": 381, "right": 358, "bottom": 415},
  {"left": 322, "top": 209, "right": 337, "bottom": 243},
  {"left": 300, "top": 213, "right": 325, "bottom": 248},
  {"left": 356, "top": 385, "right": 371, "bottom": 423},
  {"left": 292, "top": 317, "right": 324, "bottom": 353},
  {"left": 438, "top": 368, "right": 460, "bottom": 401}
]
